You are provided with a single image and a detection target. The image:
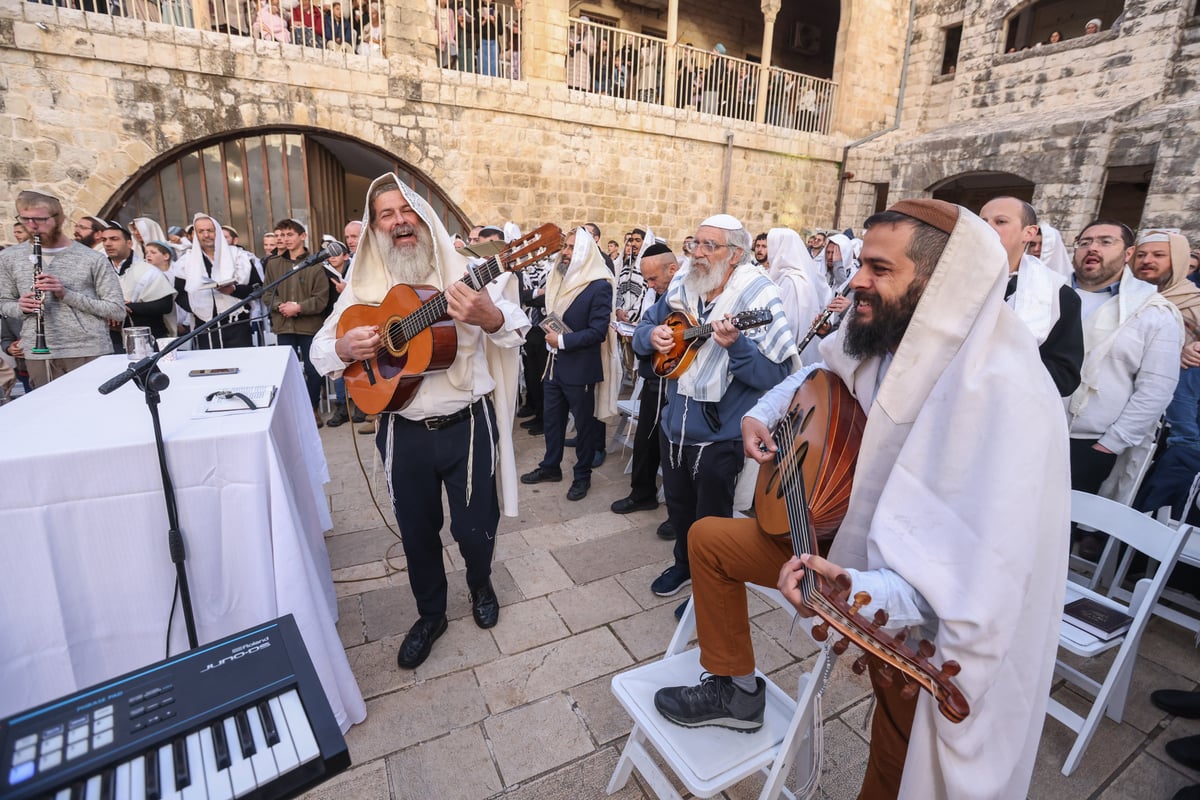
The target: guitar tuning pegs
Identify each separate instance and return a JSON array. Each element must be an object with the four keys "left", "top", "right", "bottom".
[
  {"left": 832, "top": 636, "right": 851, "bottom": 656},
  {"left": 917, "top": 639, "right": 936, "bottom": 660},
  {"left": 875, "top": 664, "right": 894, "bottom": 688},
  {"left": 900, "top": 680, "right": 920, "bottom": 701},
  {"left": 852, "top": 654, "right": 869, "bottom": 675},
  {"left": 940, "top": 660, "right": 962, "bottom": 678},
  {"left": 812, "top": 622, "right": 830, "bottom": 642},
  {"left": 873, "top": 608, "right": 889, "bottom": 627}
]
